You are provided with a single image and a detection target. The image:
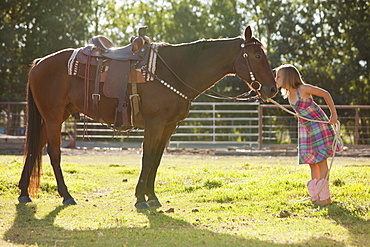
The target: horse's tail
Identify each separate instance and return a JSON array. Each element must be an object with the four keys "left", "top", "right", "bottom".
[{"left": 24, "top": 64, "right": 43, "bottom": 196}]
